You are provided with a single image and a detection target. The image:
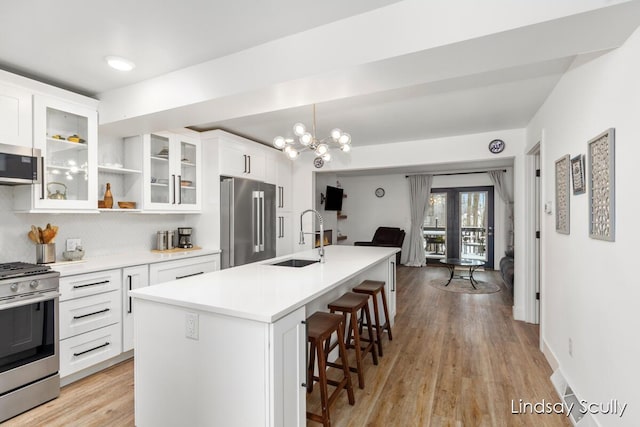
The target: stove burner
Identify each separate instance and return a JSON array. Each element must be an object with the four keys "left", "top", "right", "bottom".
[{"left": 0, "top": 262, "right": 52, "bottom": 279}]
